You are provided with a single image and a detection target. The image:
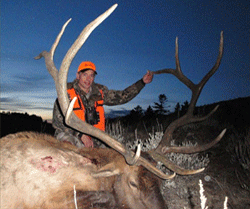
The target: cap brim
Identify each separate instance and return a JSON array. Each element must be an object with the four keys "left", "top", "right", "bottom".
[{"left": 78, "top": 68, "right": 97, "bottom": 74}]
